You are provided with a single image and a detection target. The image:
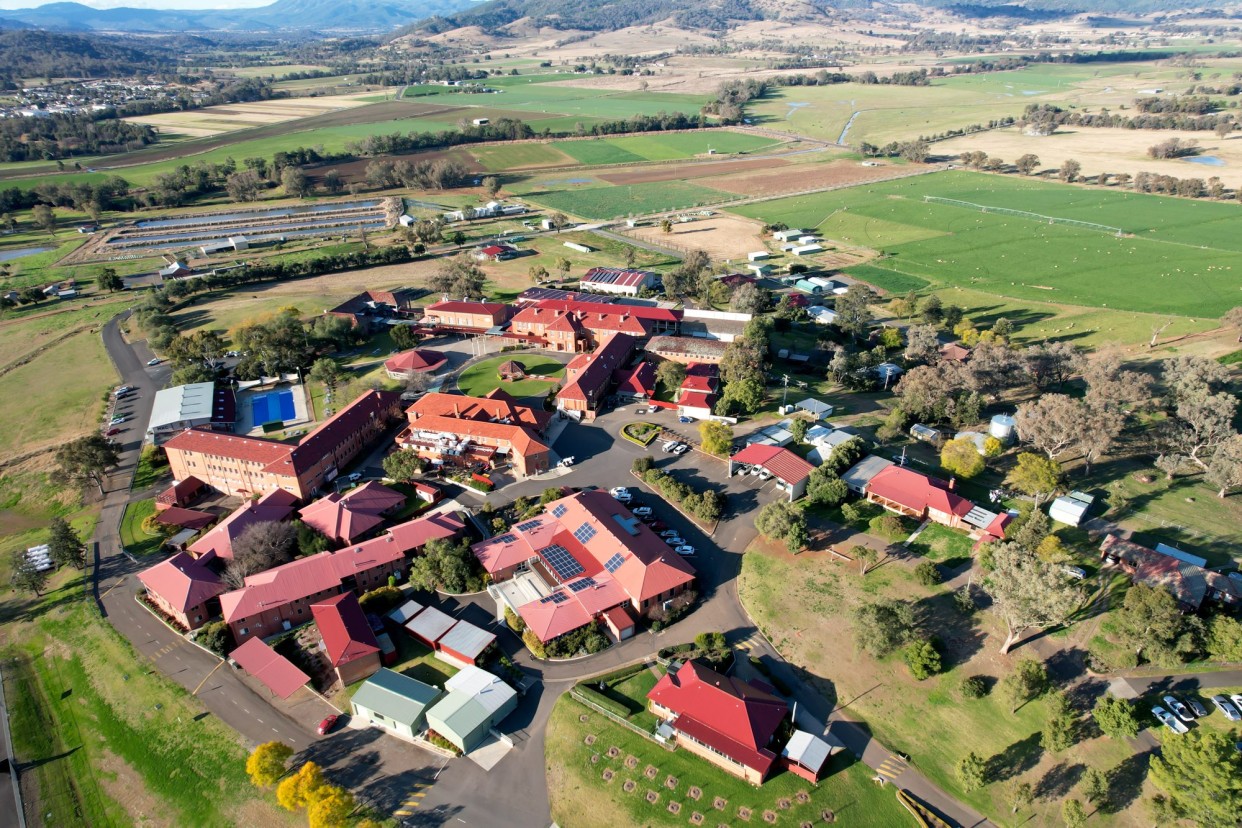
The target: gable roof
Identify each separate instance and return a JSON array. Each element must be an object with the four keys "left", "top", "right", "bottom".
[
  {"left": 426, "top": 300, "right": 508, "bottom": 317},
  {"left": 351, "top": 668, "right": 441, "bottom": 724},
  {"left": 647, "top": 660, "right": 788, "bottom": 775},
  {"left": 581, "top": 267, "right": 656, "bottom": 288},
  {"left": 613, "top": 362, "right": 656, "bottom": 396},
  {"left": 188, "top": 489, "right": 299, "bottom": 559},
  {"left": 558, "top": 333, "right": 635, "bottom": 405},
  {"left": 311, "top": 592, "right": 380, "bottom": 667},
  {"left": 407, "top": 391, "right": 550, "bottom": 431},
  {"left": 154, "top": 506, "right": 217, "bottom": 531},
  {"left": 385, "top": 512, "right": 465, "bottom": 553},
  {"left": 731, "top": 444, "right": 814, "bottom": 485},
  {"left": 299, "top": 482, "right": 405, "bottom": 543},
  {"left": 137, "top": 551, "right": 226, "bottom": 614},
  {"left": 230, "top": 637, "right": 310, "bottom": 699},
  {"left": 1100, "top": 534, "right": 1210, "bottom": 609},
  {"left": 866, "top": 465, "right": 972, "bottom": 518}
]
